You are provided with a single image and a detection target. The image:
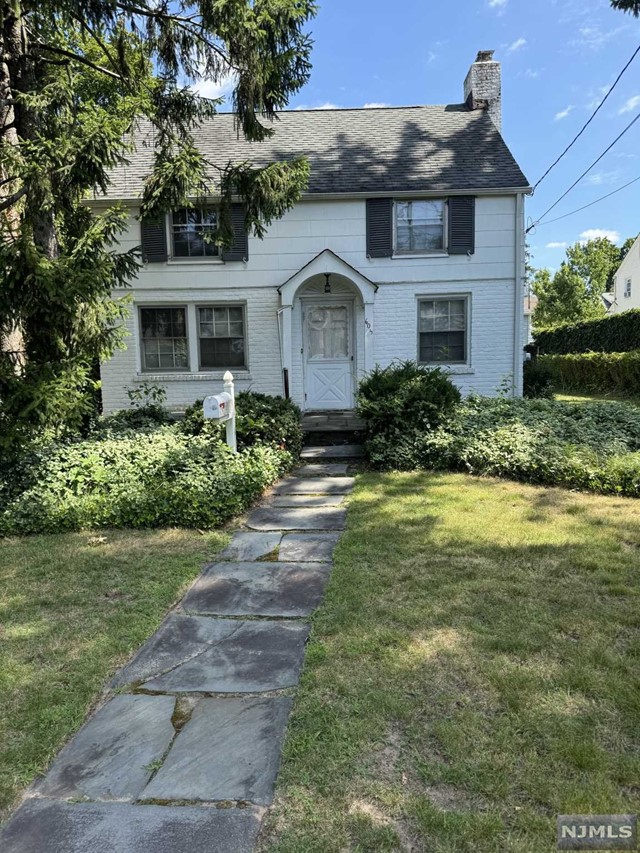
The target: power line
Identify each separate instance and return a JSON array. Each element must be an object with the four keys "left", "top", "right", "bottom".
[
  {"left": 526, "top": 110, "right": 640, "bottom": 233},
  {"left": 531, "top": 174, "right": 640, "bottom": 228},
  {"left": 533, "top": 42, "right": 640, "bottom": 191}
]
